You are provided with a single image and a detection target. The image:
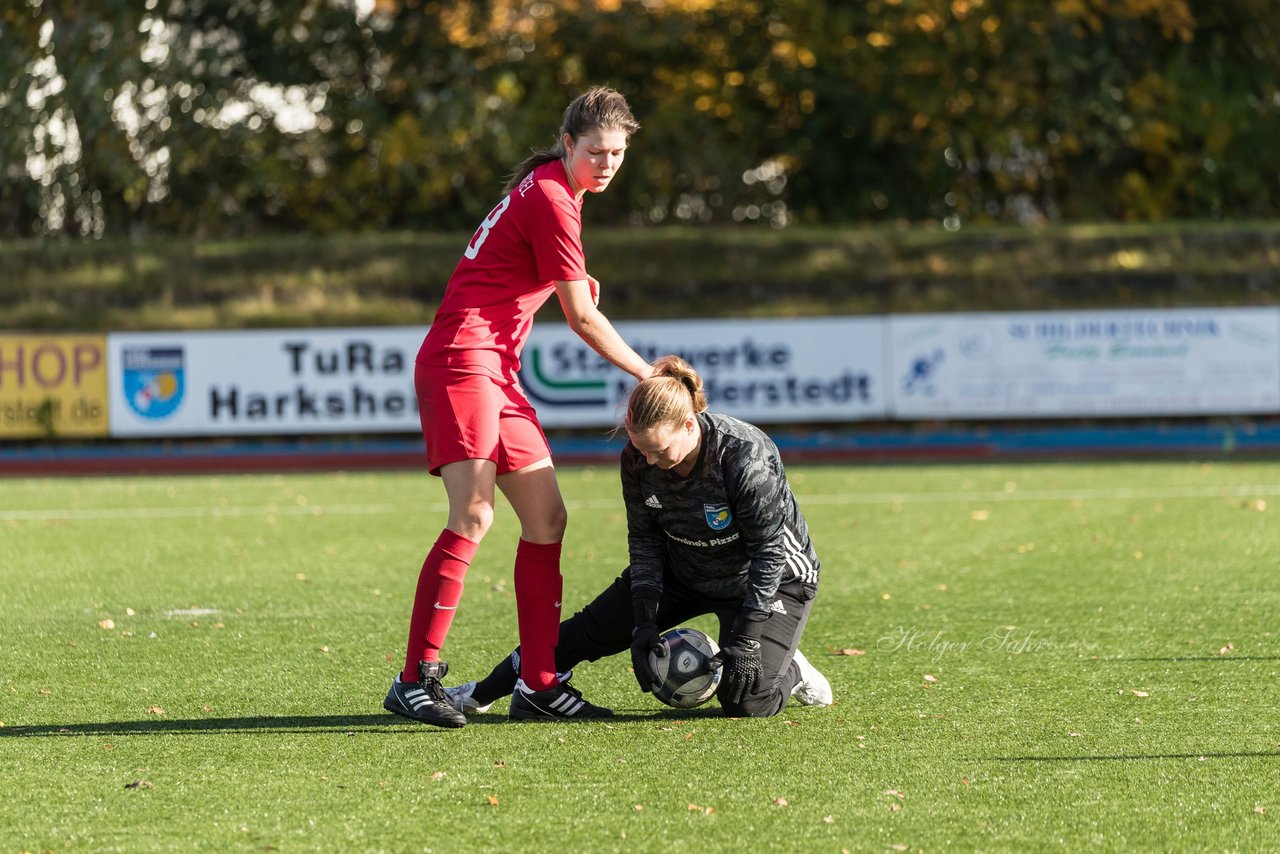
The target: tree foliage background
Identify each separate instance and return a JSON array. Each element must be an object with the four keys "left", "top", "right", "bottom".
[{"left": 2, "top": 0, "right": 1278, "bottom": 239}]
